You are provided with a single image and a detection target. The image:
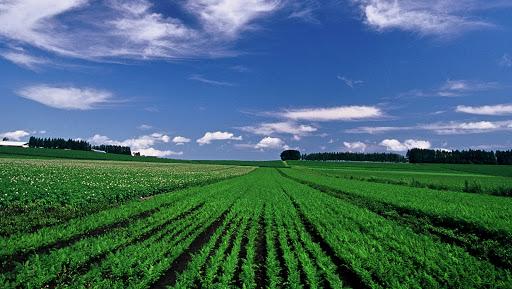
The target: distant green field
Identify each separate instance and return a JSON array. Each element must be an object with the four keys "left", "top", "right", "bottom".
[
  {"left": 287, "top": 160, "right": 512, "bottom": 196},
  {"left": 0, "top": 146, "right": 286, "bottom": 168}
]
